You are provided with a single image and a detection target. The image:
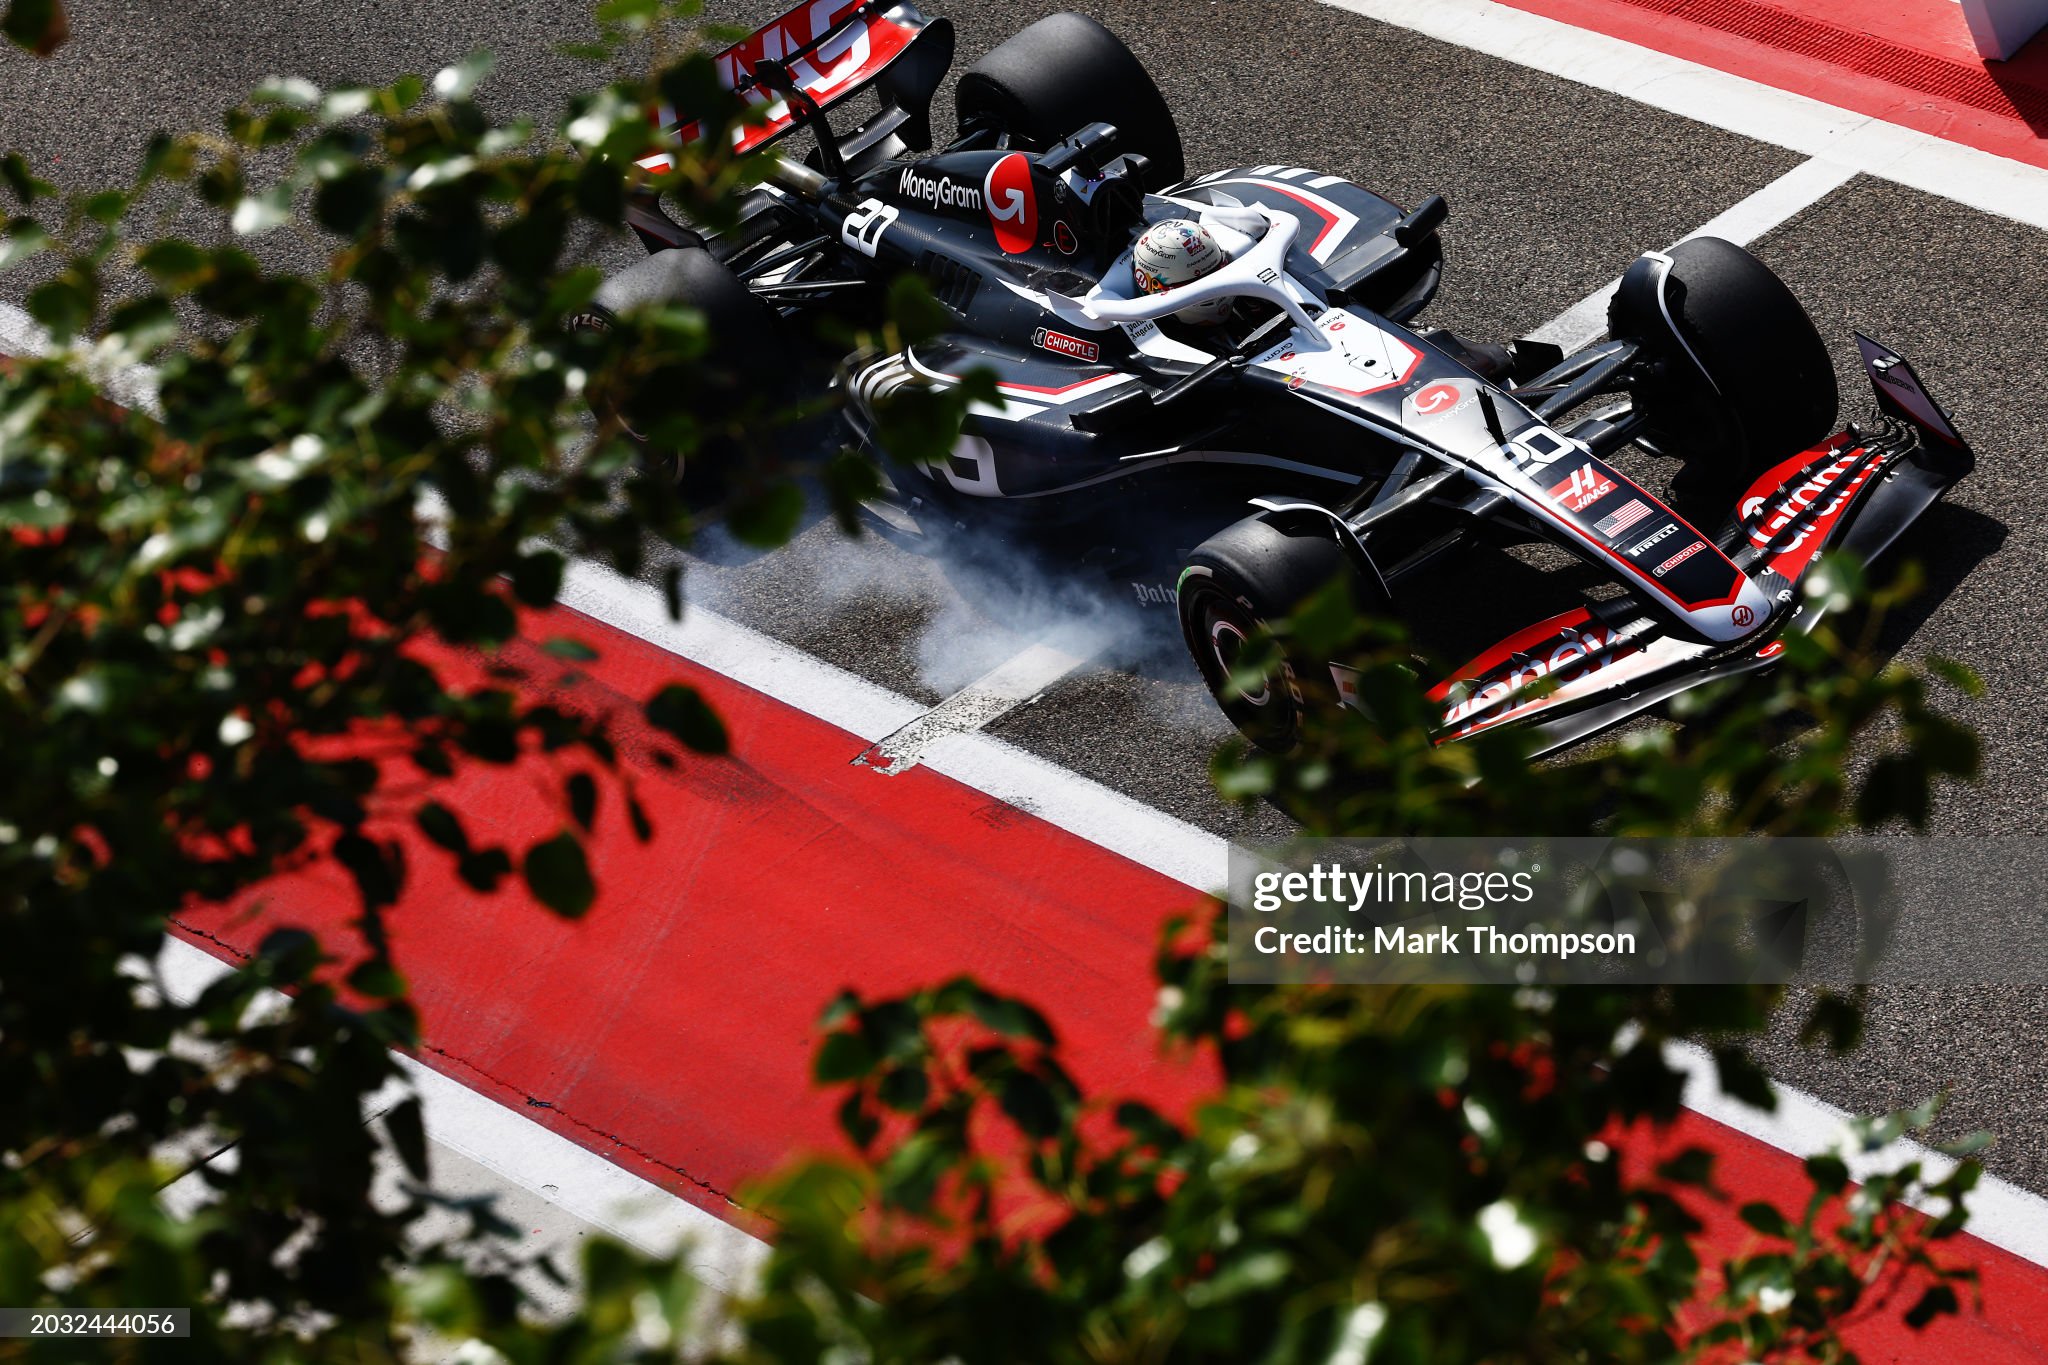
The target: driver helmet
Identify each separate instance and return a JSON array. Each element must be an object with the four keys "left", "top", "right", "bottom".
[{"left": 1131, "top": 218, "right": 1232, "bottom": 326}]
